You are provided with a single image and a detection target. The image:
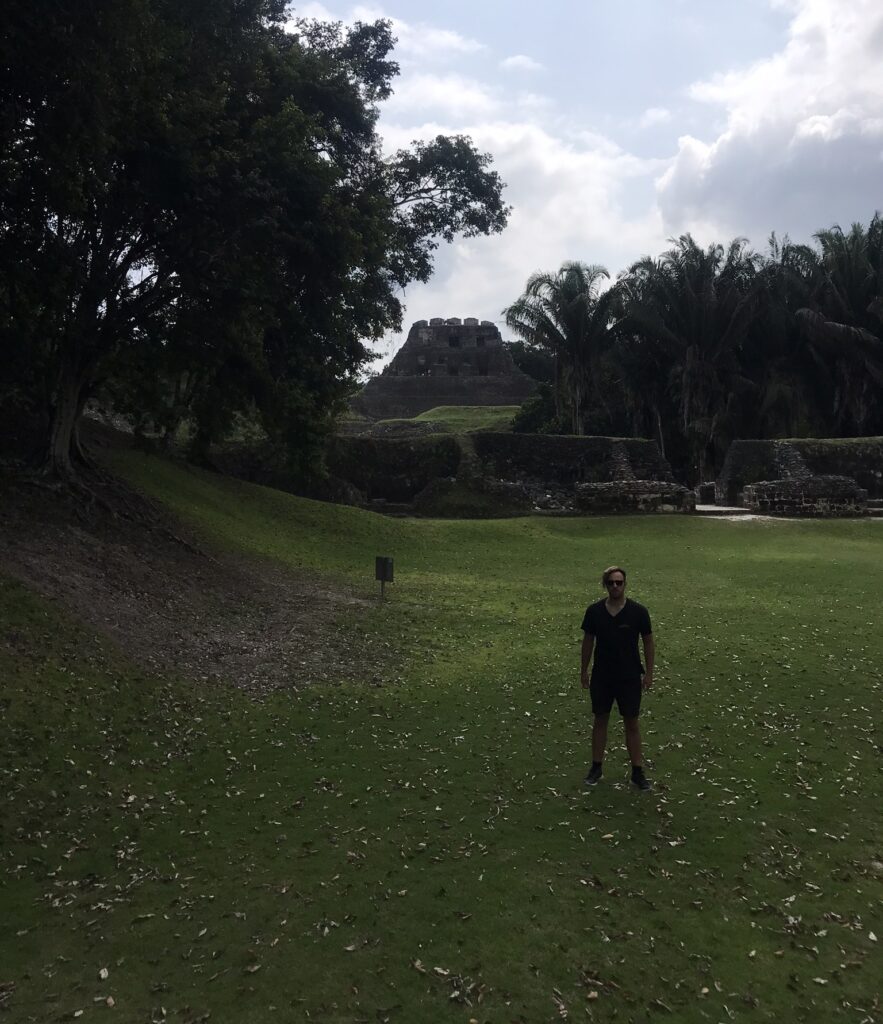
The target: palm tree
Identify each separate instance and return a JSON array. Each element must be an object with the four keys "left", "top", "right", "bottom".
[
  {"left": 502, "top": 262, "right": 617, "bottom": 435},
  {"left": 745, "top": 234, "right": 824, "bottom": 439},
  {"left": 795, "top": 216, "right": 883, "bottom": 435},
  {"left": 617, "top": 235, "right": 761, "bottom": 483}
]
